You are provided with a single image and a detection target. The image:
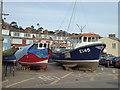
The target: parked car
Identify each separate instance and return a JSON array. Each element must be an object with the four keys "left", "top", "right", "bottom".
[
  {"left": 99, "top": 55, "right": 114, "bottom": 65},
  {"left": 104, "top": 57, "right": 116, "bottom": 67},
  {"left": 99, "top": 55, "right": 116, "bottom": 67},
  {"left": 112, "top": 57, "right": 120, "bottom": 68}
]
